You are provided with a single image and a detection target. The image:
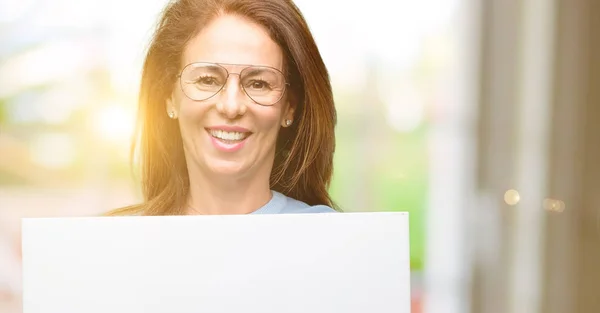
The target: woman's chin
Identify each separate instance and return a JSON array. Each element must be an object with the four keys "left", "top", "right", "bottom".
[{"left": 206, "top": 159, "right": 249, "bottom": 177}]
